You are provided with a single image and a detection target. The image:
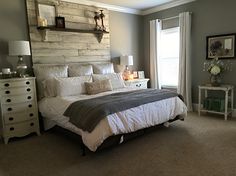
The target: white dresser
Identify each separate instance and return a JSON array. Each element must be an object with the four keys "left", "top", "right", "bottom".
[
  {"left": 0, "top": 77, "right": 40, "bottom": 144},
  {"left": 124, "top": 78, "right": 149, "bottom": 89}
]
